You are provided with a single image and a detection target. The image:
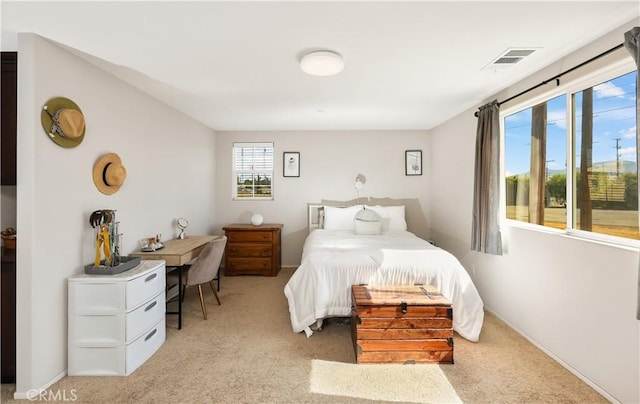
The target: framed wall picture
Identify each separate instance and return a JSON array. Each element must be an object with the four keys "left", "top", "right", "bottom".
[
  {"left": 405, "top": 150, "right": 422, "bottom": 176},
  {"left": 283, "top": 152, "right": 300, "bottom": 177}
]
